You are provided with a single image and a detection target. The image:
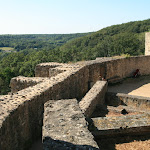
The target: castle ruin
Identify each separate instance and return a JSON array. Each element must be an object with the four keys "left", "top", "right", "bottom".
[{"left": 0, "top": 33, "right": 150, "bottom": 150}]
